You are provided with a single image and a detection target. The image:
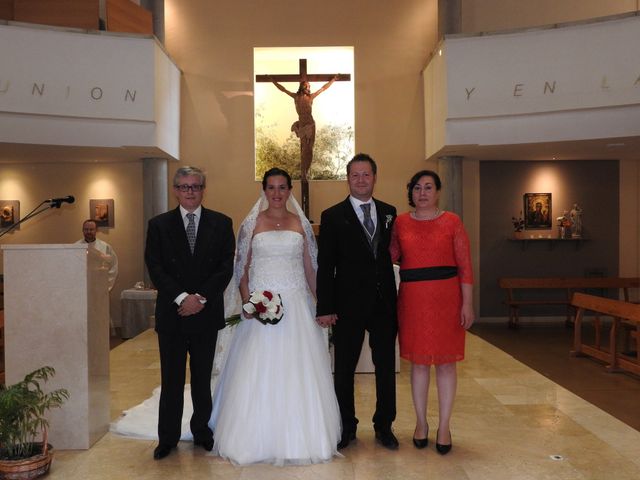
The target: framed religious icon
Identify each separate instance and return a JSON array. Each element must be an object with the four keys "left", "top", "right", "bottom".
[
  {"left": 90, "top": 199, "right": 114, "bottom": 228},
  {"left": 0, "top": 200, "right": 20, "bottom": 232},
  {"left": 523, "top": 193, "right": 552, "bottom": 229}
]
